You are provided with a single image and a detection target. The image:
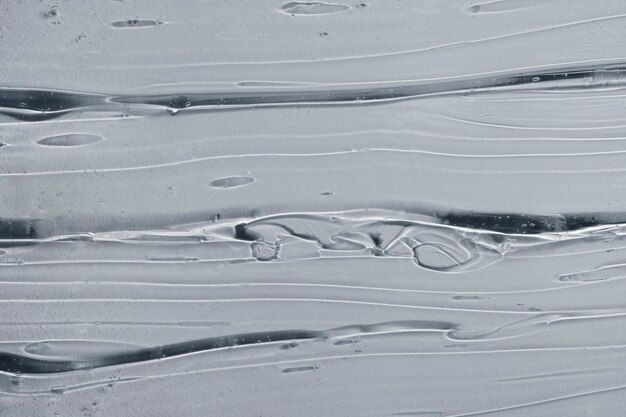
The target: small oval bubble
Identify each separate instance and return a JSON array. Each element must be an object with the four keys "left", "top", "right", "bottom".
[
  {"left": 210, "top": 176, "right": 256, "bottom": 189},
  {"left": 334, "top": 339, "right": 359, "bottom": 346},
  {"left": 37, "top": 134, "right": 103, "bottom": 147},
  {"left": 111, "top": 19, "right": 159, "bottom": 28},
  {"left": 24, "top": 341, "right": 51, "bottom": 355},
  {"left": 279, "top": 2, "right": 350, "bottom": 15},
  {"left": 43, "top": 8, "right": 59, "bottom": 18},
  {"left": 279, "top": 341, "right": 300, "bottom": 350},
  {"left": 282, "top": 365, "right": 319, "bottom": 373},
  {"left": 451, "top": 295, "right": 485, "bottom": 301}
]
